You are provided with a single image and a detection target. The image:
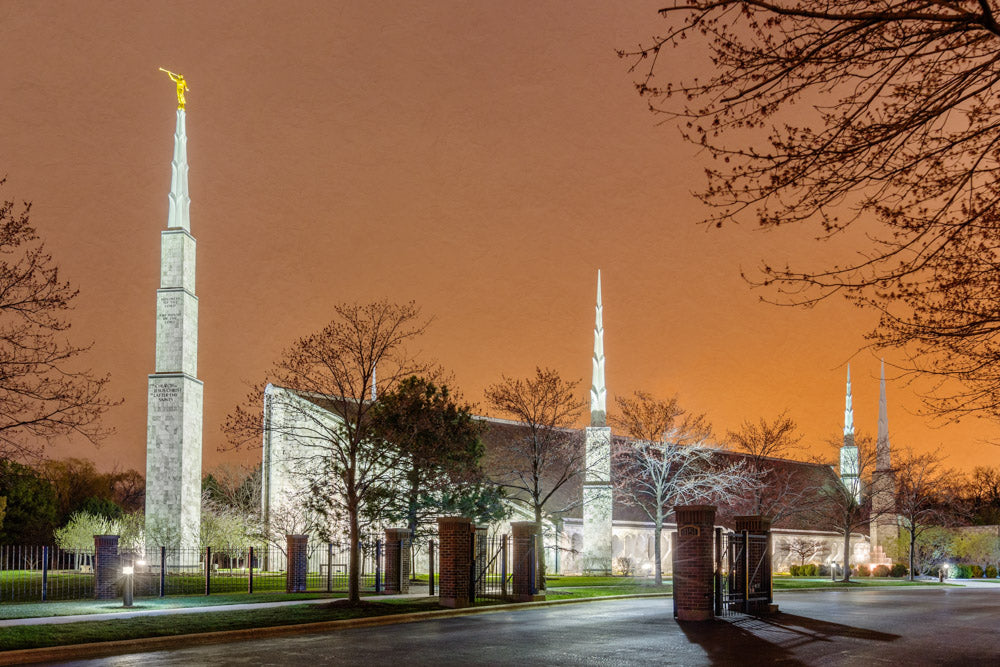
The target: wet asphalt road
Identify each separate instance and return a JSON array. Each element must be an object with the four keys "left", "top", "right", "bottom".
[{"left": 59, "top": 587, "right": 999, "bottom": 666}]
